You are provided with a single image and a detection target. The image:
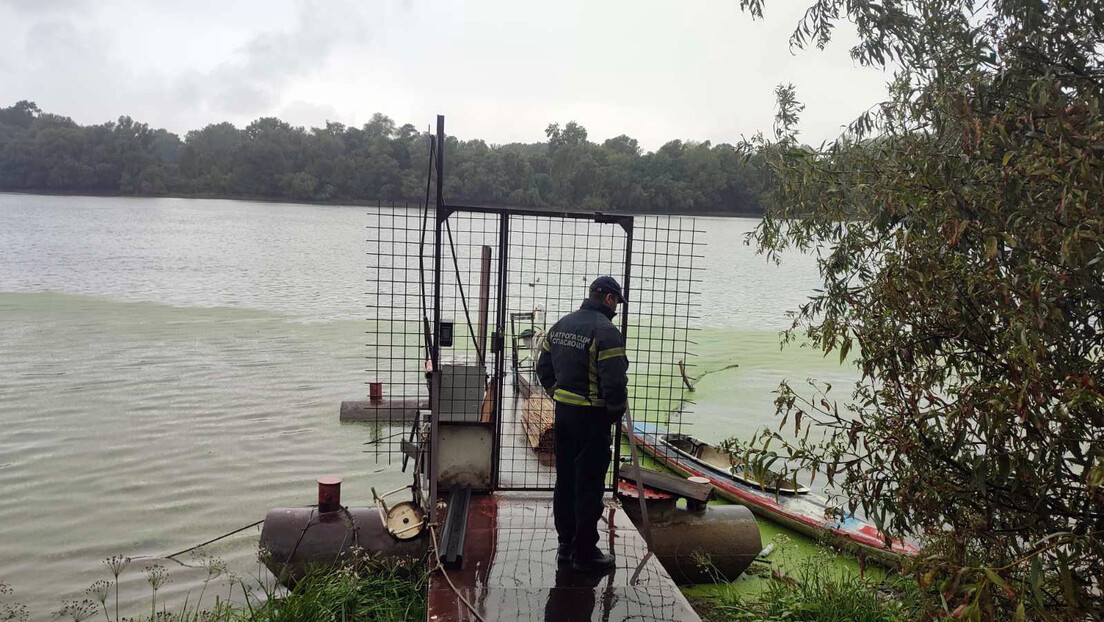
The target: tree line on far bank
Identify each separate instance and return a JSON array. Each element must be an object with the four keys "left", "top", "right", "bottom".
[{"left": 0, "top": 101, "right": 768, "bottom": 214}]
